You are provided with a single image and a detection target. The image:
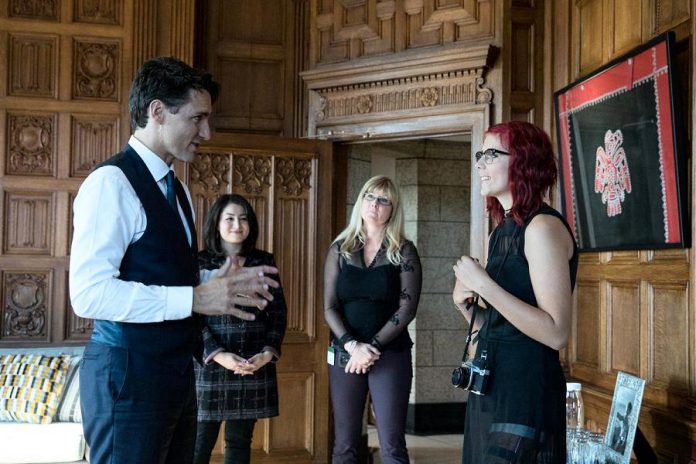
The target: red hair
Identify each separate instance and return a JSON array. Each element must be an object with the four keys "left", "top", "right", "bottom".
[{"left": 484, "top": 121, "right": 557, "bottom": 226}]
